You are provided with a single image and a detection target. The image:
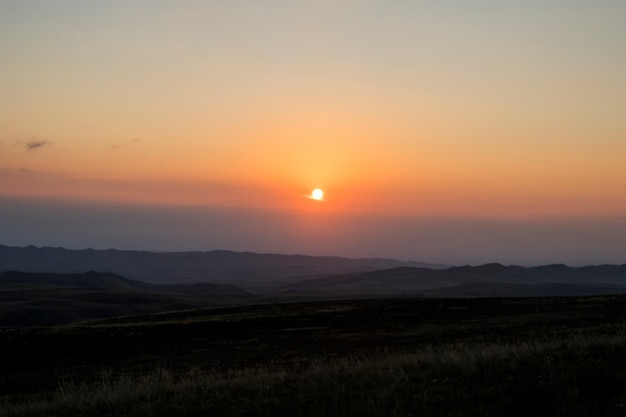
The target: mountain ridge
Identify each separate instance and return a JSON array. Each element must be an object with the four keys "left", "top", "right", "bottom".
[
  {"left": 275, "top": 263, "right": 626, "bottom": 293},
  {"left": 0, "top": 270, "right": 250, "bottom": 326},
  {"left": 2, "top": 244, "right": 625, "bottom": 296},
  {"left": 0, "top": 244, "right": 444, "bottom": 290}
]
